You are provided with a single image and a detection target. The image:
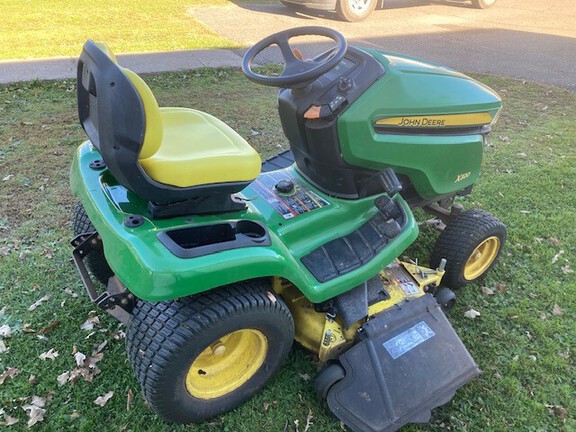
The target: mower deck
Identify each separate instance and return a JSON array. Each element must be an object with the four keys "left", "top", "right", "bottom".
[
  {"left": 71, "top": 141, "right": 418, "bottom": 303},
  {"left": 328, "top": 294, "right": 480, "bottom": 432}
]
